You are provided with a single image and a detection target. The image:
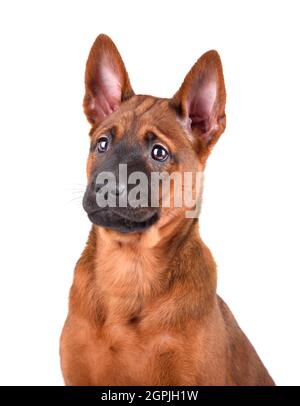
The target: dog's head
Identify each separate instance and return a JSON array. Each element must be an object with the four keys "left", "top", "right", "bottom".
[{"left": 82, "top": 35, "right": 226, "bottom": 234}]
